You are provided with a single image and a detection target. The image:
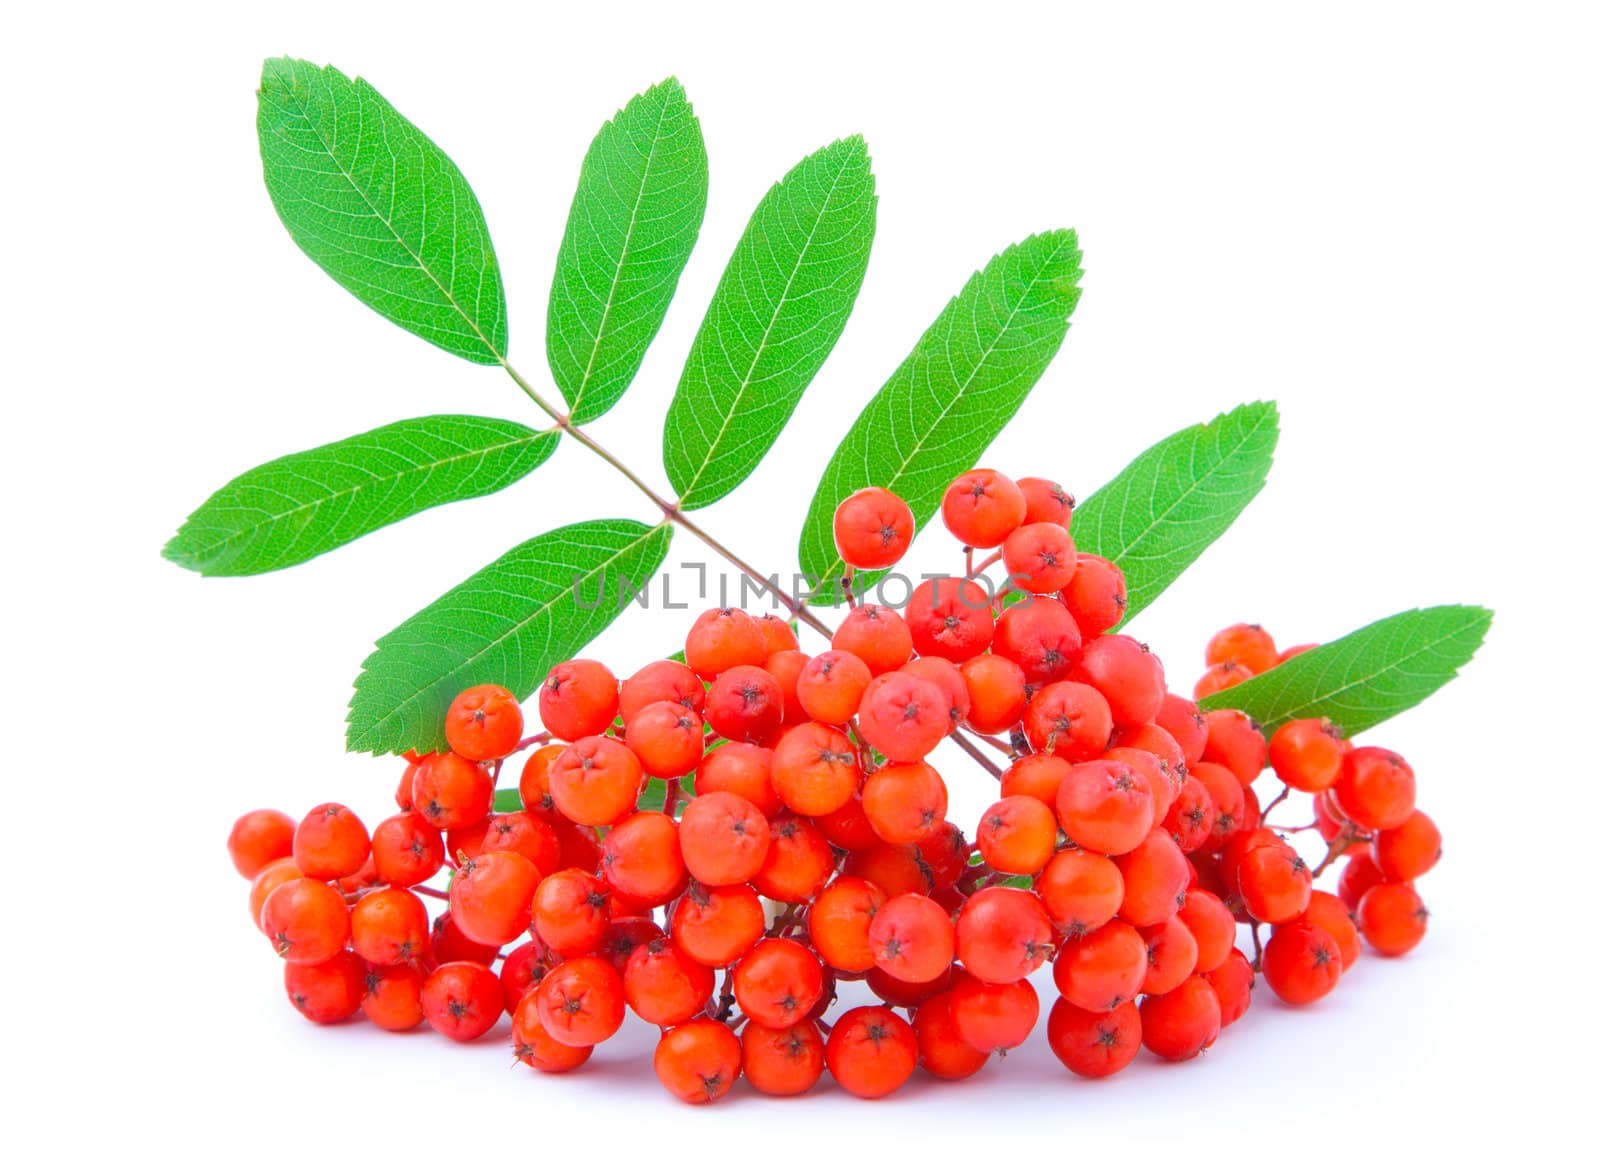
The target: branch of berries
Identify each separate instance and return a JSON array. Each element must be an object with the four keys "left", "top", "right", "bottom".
[{"left": 228, "top": 468, "right": 1439, "bottom": 1102}]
